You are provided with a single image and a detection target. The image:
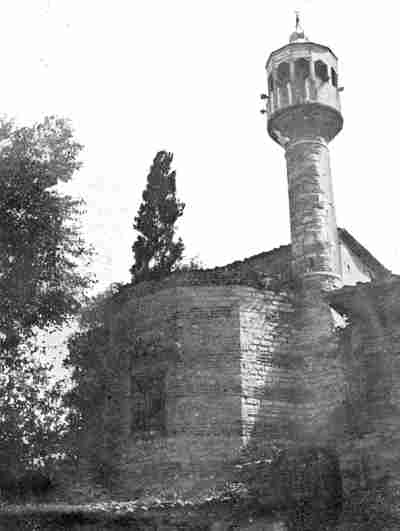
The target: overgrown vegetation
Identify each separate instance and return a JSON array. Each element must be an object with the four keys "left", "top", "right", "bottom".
[
  {"left": 0, "top": 116, "right": 91, "bottom": 349},
  {"left": 63, "top": 286, "right": 117, "bottom": 474},
  {"left": 64, "top": 150, "right": 186, "bottom": 482},
  {"left": 0, "top": 116, "right": 92, "bottom": 496}
]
